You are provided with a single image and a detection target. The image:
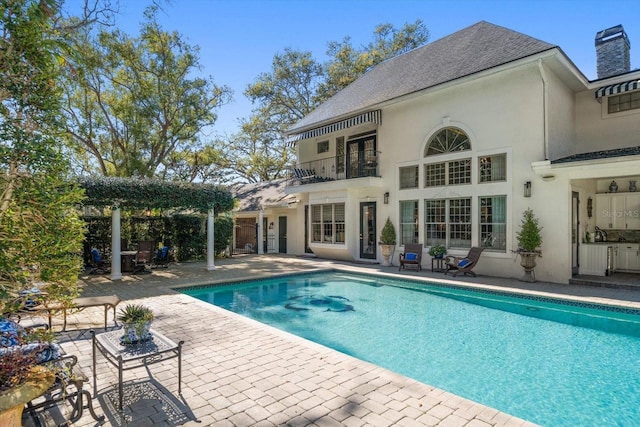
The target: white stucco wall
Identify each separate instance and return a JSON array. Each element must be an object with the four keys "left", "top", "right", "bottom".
[
  {"left": 575, "top": 83, "right": 640, "bottom": 154},
  {"left": 293, "top": 58, "right": 625, "bottom": 284}
]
